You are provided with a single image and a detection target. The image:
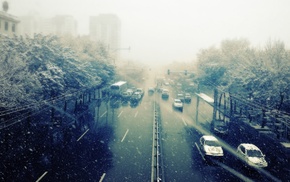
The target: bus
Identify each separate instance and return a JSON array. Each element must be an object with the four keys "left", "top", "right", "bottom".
[{"left": 110, "top": 81, "right": 127, "bottom": 97}]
